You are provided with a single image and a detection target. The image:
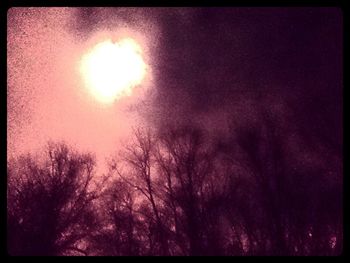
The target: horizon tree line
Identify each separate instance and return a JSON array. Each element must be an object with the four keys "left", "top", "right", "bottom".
[{"left": 7, "top": 109, "right": 342, "bottom": 256}]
